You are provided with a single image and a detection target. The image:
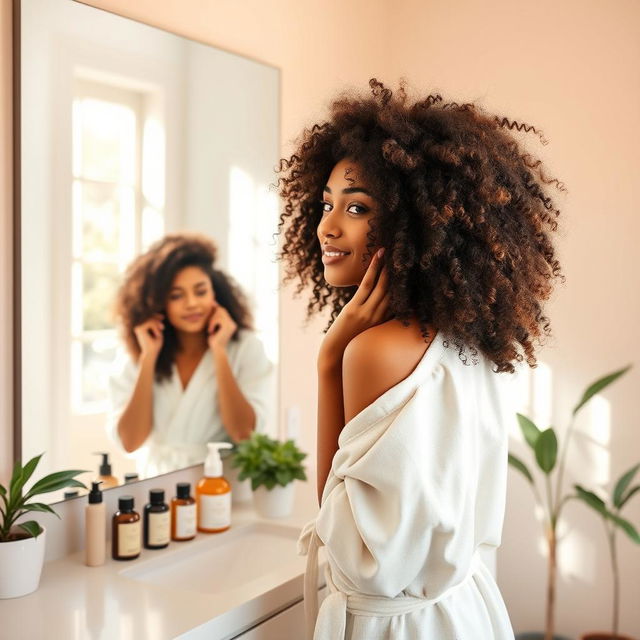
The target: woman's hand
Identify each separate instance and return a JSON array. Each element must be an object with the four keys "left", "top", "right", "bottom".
[
  {"left": 319, "top": 248, "right": 390, "bottom": 366},
  {"left": 207, "top": 304, "right": 237, "bottom": 352},
  {"left": 133, "top": 314, "right": 165, "bottom": 360}
]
